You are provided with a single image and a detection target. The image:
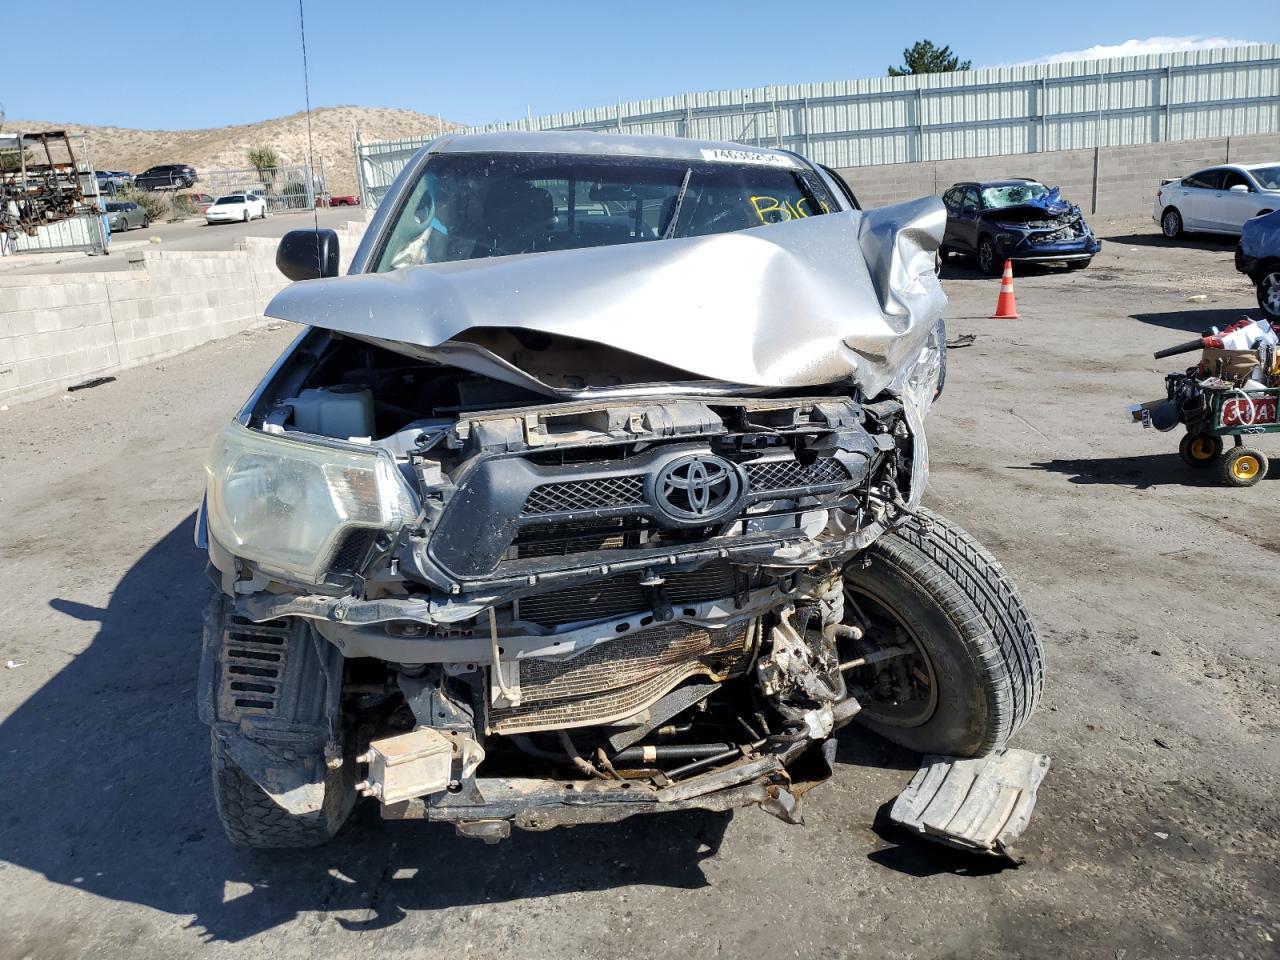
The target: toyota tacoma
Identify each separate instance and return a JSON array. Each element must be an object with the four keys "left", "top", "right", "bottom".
[{"left": 196, "top": 132, "right": 1046, "bottom": 851}]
